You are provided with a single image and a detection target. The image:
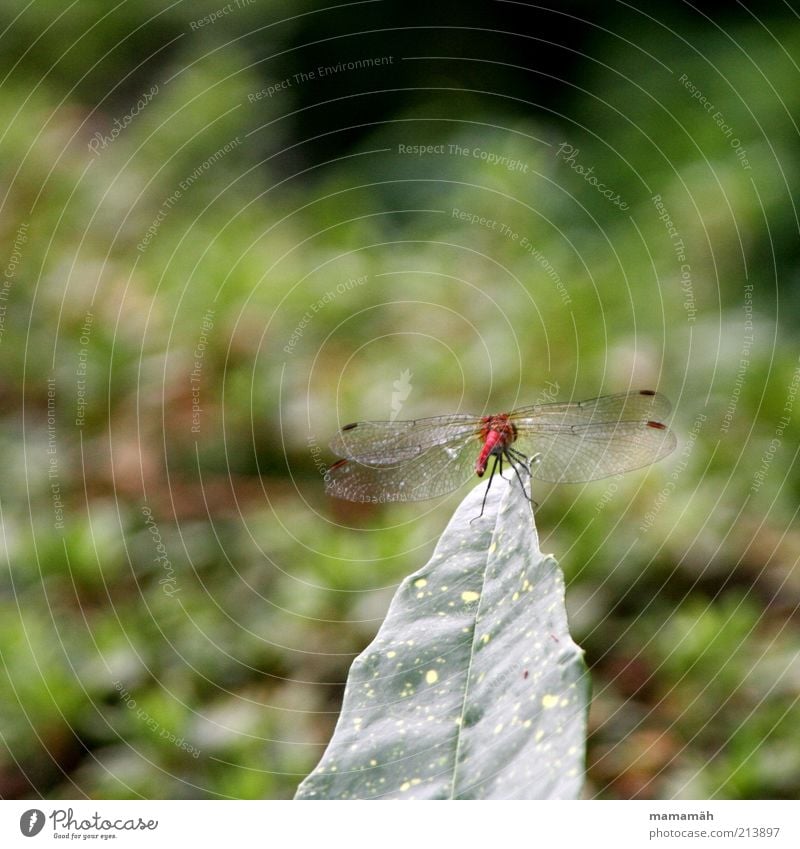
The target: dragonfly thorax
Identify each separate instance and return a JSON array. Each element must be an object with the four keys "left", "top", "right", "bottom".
[{"left": 475, "top": 414, "right": 518, "bottom": 476}]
